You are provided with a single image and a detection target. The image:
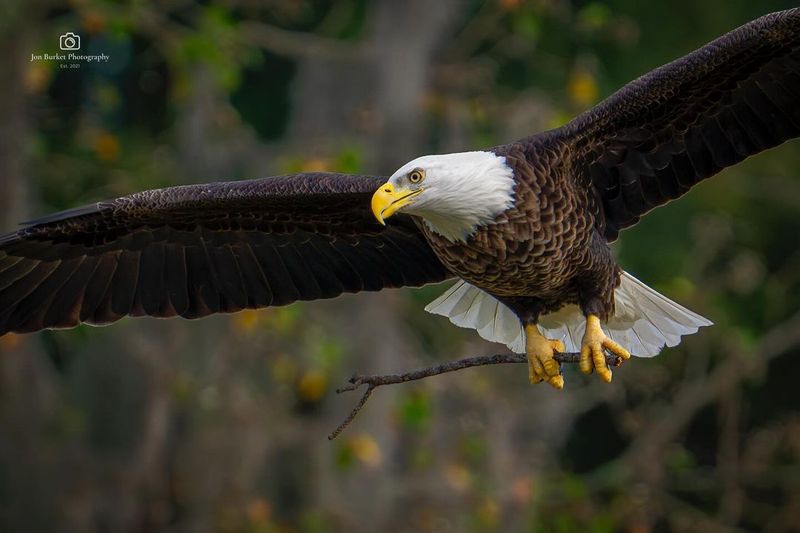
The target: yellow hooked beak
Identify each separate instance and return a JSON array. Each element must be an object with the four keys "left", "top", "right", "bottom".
[{"left": 371, "top": 182, "right": 423, "bottom": 225}]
